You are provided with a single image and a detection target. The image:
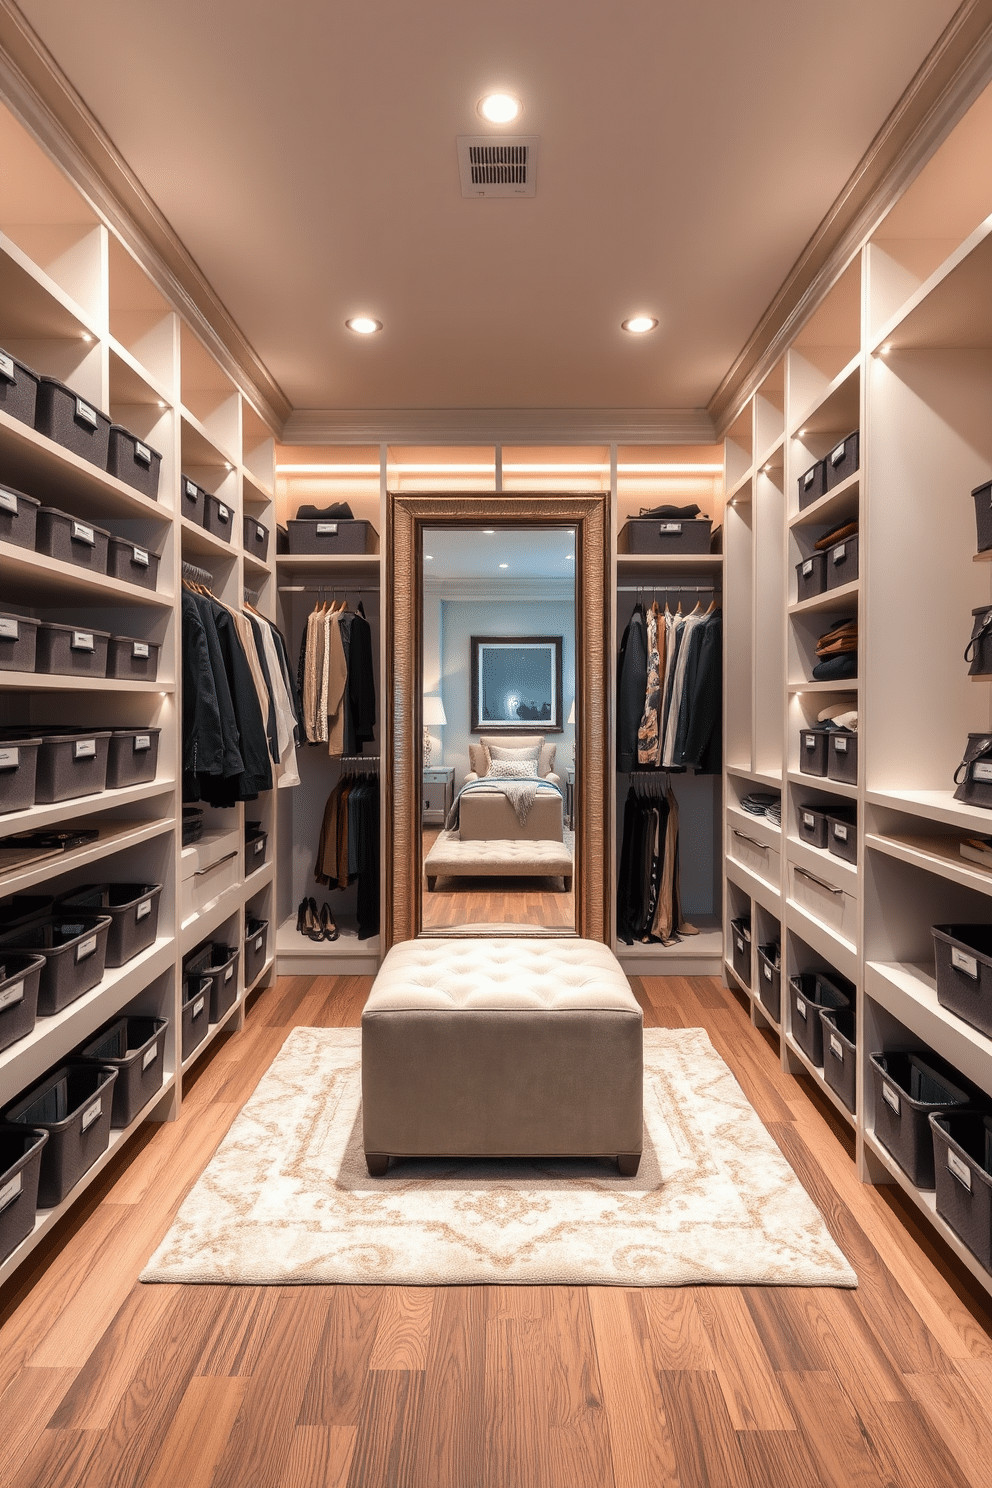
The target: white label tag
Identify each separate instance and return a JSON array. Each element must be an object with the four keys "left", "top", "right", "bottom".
[
  {"left": 217, "top": 503, "right": 229, "bottom": 521},
  {"left": 224, "top": 964, "right": 233, "bottom": 982},
  {"left": 72, "top": 631, "right": 94, "bottom": 651},
  {"left": 805, "top": 734, "right": 816, "bottom": 749},
  {"left": 71, "top": 522, "right": 95, "bottom": 546},
  {"left": 142, "top": 1042, "right": 158, "bottom": 1071},
  {"left": 255, "top": 935, "right": 263, "bottom": 951},
  {"left": 803, "top": 469, "right": 815, "bottom": 488},
  {"left": 0, "top": 353, "right": 13, "bottom": 381},
  {"left": 192, "top": 995, "right": 205, "bottom": 1018},
  {"left": 829, "top": 1034, "right": 844, "bottom": 1062},
  {"left": 796, "top": 997, "right": 807, "bottom": 1018},
  {"left": 75, "top": 935, "right": 97, "bottom": 961},
  {"left": 253, "top": 525, "right": 264, "bottom": 543},
  {"left": 763, "top": 964, "right": 772, "bottom": 982},
  {"left": 134, "top": 441, "right": 151, "bottom": 465},
  {"left": 830, "top": 440, "right": 846, "bottom": 466},
  {"left": 136, "top": 899, "right": 151, "bottom": 920},
  {"left": 834, "top": 737, "right": 848, "bottom": 754},
  {"left": 659, "top": 522, "right": 682, "bottom": 534},
  {"left": 882, "top": 1082, "right": 900, "bottom": 1114},
  {"left": 132, "top": 642, "right": 149, "bottom": 659},
  {"left": 0, "top": 617, "right": 18, "bottom": 640},
  {"left": 833, "top": 542, "right": 847, "bottom": 563},
  {"left": 0, "top": 1171, "right": 21, "bottom": 1212},
  {"left": 973, "top": 761, "right": 992, "bottom": 782},
  {"left": 802, "top": 559, "right": 813, "bottom": 575},
  {"left": 185, "top": 479, "right": 198, "bottom": 498},
  {"left": 81, "top": 1097, "right": 102, "bottom": 1132},
  {"left": 75, "top": 398, "right": 98, "bottom": 428},
  {"left": 0, "top": 489, "right": 17, "bottom": 513},
  {"left": 948, "top": 1150, "right": 973, "bottom": 1190},
  {"left": 0, "top": 747, "right": 19, "bottom": 769},
  {"left": 833, "top": 823, "right": 849, "bottom": 842},
  {"left": 134, "top": 735, "right": 151, "bottom": 752},
  {"left": 74, "top": 739, "right": 96, "bottom": 758},
  {"left": 803, "top": 812, "right": 815, "bottom": 828},
  {"left": 951, "top": 946, "right": 979, "bottom": 978},
  {"left": 316, "top": 522, "right": 339, "bottom": 535},
  {"left": 0, "top": 980, "right": 24, "bottom": 1010},
  {"left": 254, "top": 838, "right": 264, "bottom": 854},
  {"left": 736, "top": 936, "right": 744, "bottom": 952},
  {"left": 132, "top": 546, "right": 149, "bottom": 566}
]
